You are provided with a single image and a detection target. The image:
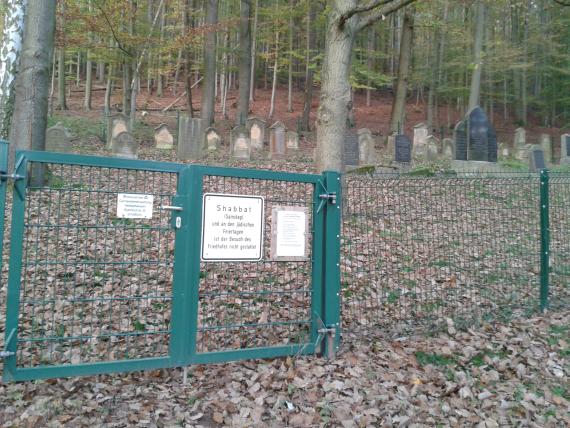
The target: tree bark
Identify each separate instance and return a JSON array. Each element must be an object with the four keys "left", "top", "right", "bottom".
[
  {"left": 9, "top": 0, "right": 56, "bottom": 167},
  {"left": 468, "top": 0, "right": 485, "bottom": 111},
  {"left": 201, "top": 0, "right": 218, "bottom": 126},
  {"left": 300, "top": 1, "right": 316, "bottom": 132},
  {"left": 57, "top": 0, "right": 66, "bottom": 110},
  {"left": 0, "top": 0, "right": 27, "bottom": 139},
  {"left": 237, "top": 0, "right": 252, "bottom": 125}
]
